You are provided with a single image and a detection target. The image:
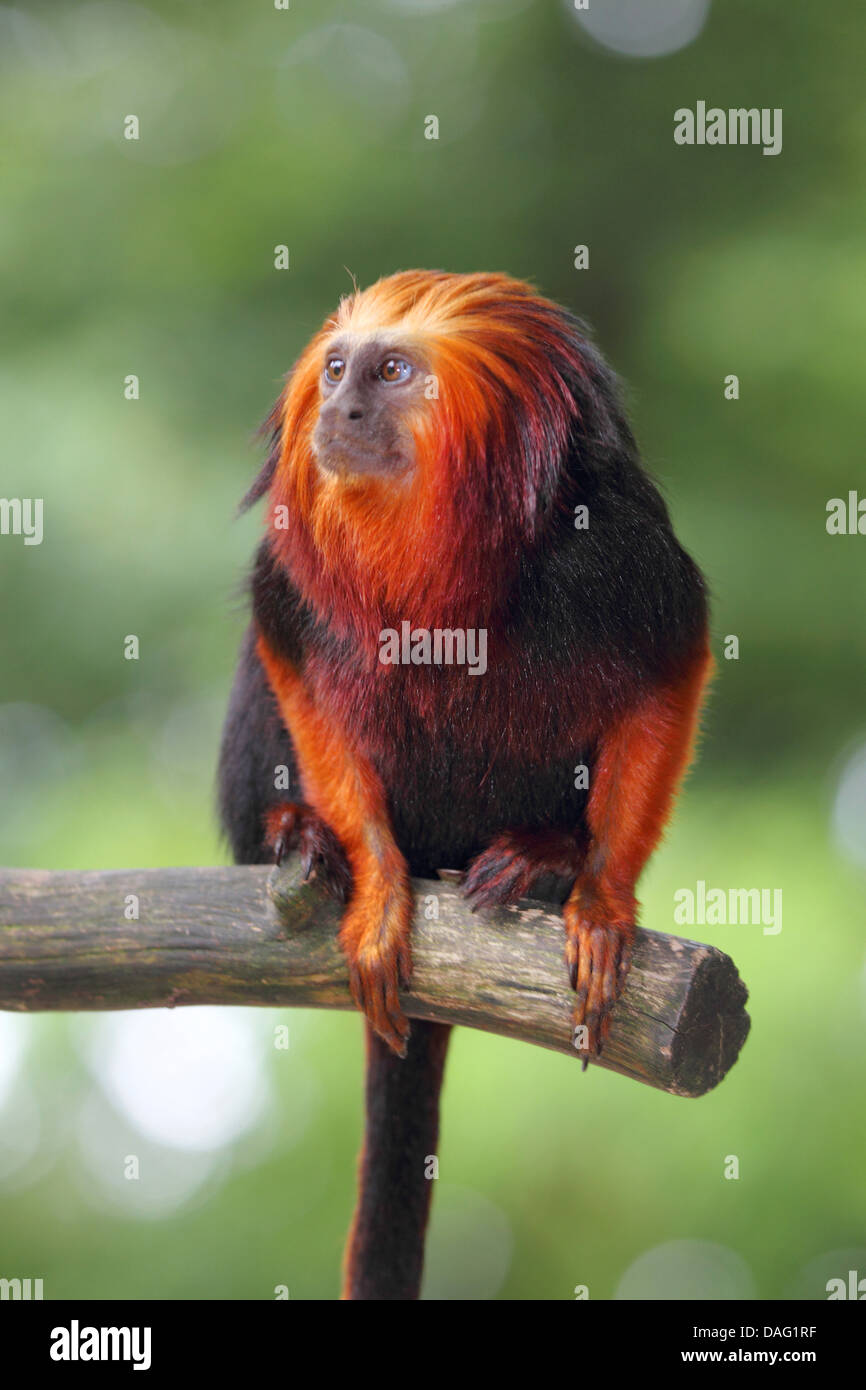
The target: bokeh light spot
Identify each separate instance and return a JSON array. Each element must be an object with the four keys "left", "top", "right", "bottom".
[
  {"left": 615, "top": 1239, "right": 756, "bottom": 1299},
  {"left": 567, "top": 0, "right": 711, "bottom": 59},
  {"left": 82, "top": 1008, "right": 270, "bottom": 1153}
]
